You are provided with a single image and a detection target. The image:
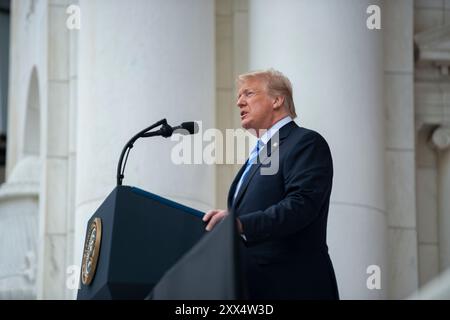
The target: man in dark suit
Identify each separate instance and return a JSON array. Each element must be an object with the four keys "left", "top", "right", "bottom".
[{"left": 203, "top": 69, "right": 339, "bottom": 300}]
